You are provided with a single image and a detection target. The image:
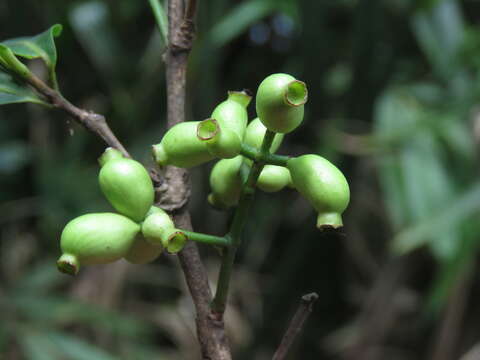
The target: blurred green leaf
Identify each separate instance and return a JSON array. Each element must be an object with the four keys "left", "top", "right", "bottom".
[
  {"left": 411, "top": 0, "right": 464, "bottom": 78},
  {"left": 0, "top": 72, "right": 46, "bottom": 106},
  {"left": 375, "top": 89, "right": 460, "bottom": 260},
  {"left": 11, "top": 295, "right": 152, "bottom": 338},
  {"left": 18, "top": 332, "right": 63, "bottom": 360},
  {"left": 47, "top": 332, "right": 117, "bottom": 360},
  {"left": 69, "top": 1, "right": 122, "bottom": 78},
  {"left": 391, "top": 182, "right": 480, "bottom": 255},
  {"left": 14, "top": 259, "right": 65, "bottom": 292},
  {"left": 209, "top": 0, "right": 275, "bottom": 47},
  {"left": 0, "top": 140, "right": 31, "bottom": 174}
]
